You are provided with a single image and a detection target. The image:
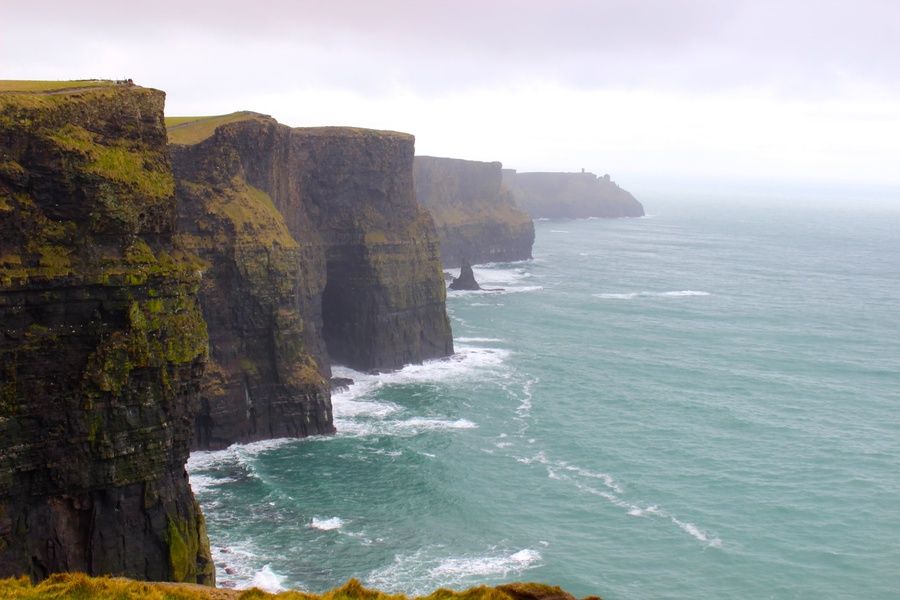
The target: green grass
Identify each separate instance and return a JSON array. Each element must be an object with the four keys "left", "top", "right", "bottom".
[
  {"left": 0, "top": 80, "right": 116, "bottom": 93},
  {"left": 0, "top": 574, "right": 595, "bottom": 600},
  {"left": 165, "top": 112, "right": 266, "bottom": 145}
]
